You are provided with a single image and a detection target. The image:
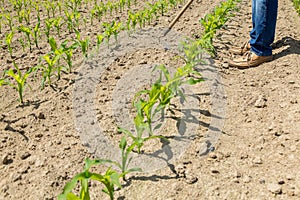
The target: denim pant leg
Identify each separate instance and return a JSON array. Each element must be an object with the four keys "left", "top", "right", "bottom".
[{"left": 250, "top": 0, "right": 278, "bottom": 56}]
